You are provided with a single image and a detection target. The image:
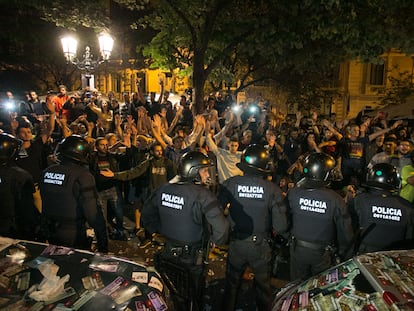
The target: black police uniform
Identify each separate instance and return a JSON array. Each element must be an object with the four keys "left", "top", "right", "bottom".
[
  {"left": 40, "top": 160, "right": 108, "bottom": 252},
  {"left": 142, "top": 180, "right": 229, "bottom": 311},
  {"left": 0, "top": 165, "right": 39, "bottom": 239},
  {"left": 355, "top": 189, "right": 414, "bottom": 253},
  {"left": 288, "top": 178, "right": 354, "bottom": 280},
  {"left": 218, "top": 174, "right": 288, "bottom": 311}
]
